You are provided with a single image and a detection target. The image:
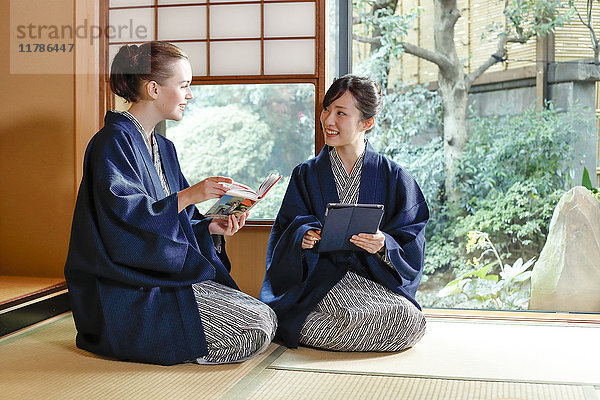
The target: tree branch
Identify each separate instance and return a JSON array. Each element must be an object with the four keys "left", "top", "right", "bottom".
[
  {"left": 352, "top": 33, "right": 382, "bottom": 45},
  {"left": 401, "top": 42, "right": 454, "bottom": 72},
  {"left": 573, "top": 5, "right": 600, "bottom": 61},
  {"left": 574, "top": 7, "right": 592, "bottom": 30},
  {"left": 466, "top": 33, "right": 509, "bottom": 87}
]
